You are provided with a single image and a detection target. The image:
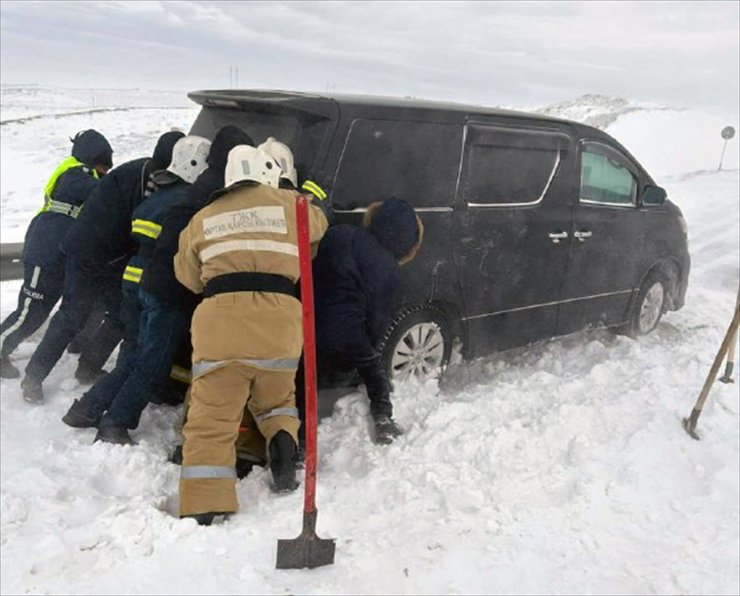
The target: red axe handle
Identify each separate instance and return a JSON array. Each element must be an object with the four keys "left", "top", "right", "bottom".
[{"left": 296, "top": 195, "right": 318, "bottom": 515}]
